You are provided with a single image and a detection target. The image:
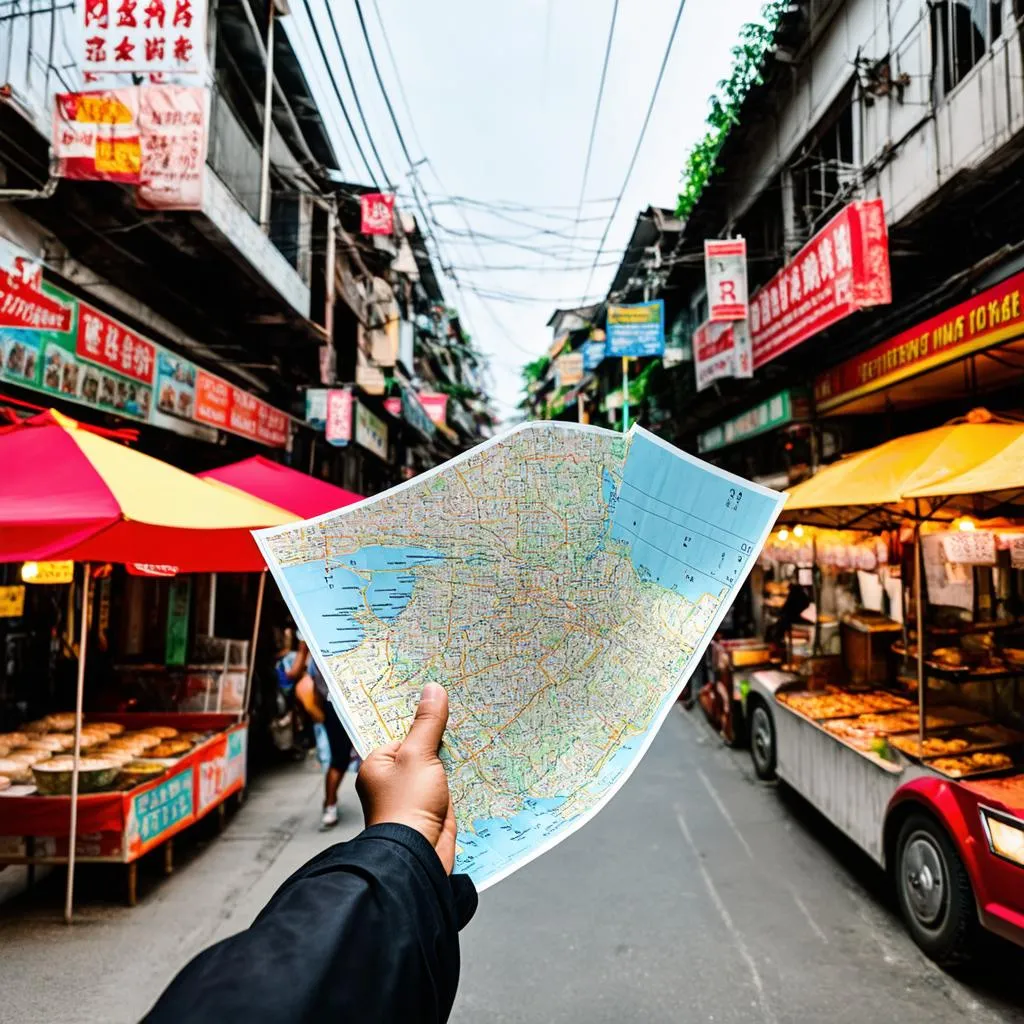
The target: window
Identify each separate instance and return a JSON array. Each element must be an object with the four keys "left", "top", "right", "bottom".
[
  {"left": 934, "top": 0, "right": 1003, "bottom": 94},
  {"left": 789, "top": 103, "right": 856, "bottom": 245}
]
